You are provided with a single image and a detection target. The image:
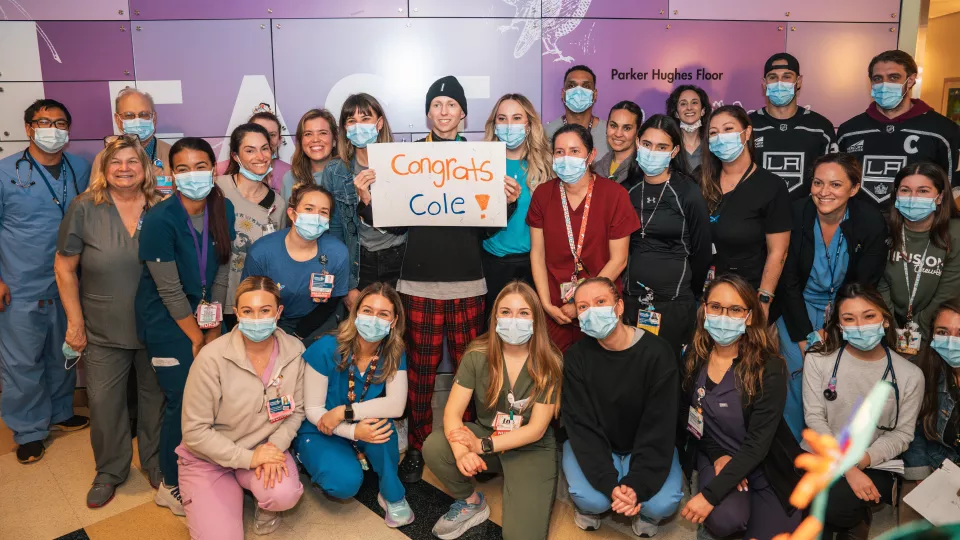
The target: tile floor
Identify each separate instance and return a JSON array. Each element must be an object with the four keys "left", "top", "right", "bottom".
[{"left": 0, "top": 402, "right": 902, "bottom": 540}]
